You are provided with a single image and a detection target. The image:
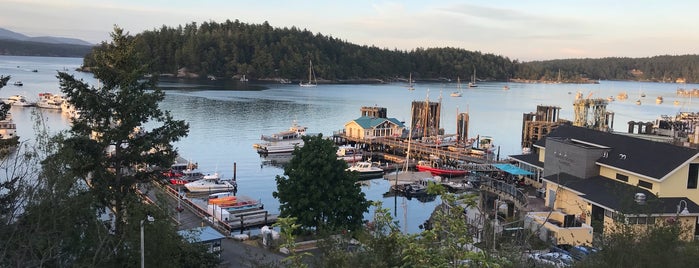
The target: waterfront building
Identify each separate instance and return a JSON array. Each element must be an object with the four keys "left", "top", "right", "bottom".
[
  {"left": 343, "top": 115, "right": 405, "bottom": 139},
  {"left": 512, "top": 124, "right": 699, "bottom": 246}
]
